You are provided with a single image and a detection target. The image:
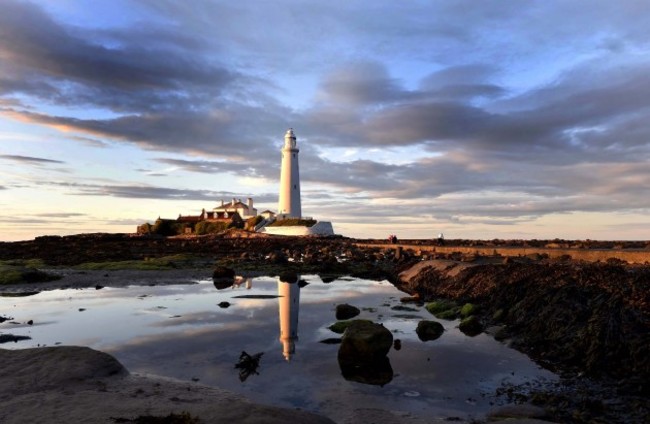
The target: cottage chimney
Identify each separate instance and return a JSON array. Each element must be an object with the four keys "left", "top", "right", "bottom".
[
  {"left": 248, "top": 197, "right": 253, "bottom": 209},
  {"left": 232, "top": 197, "right": 236, "bottom": 205},
  {"left": 221, "top": 200, "right": 224, "bottom": 206}
]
